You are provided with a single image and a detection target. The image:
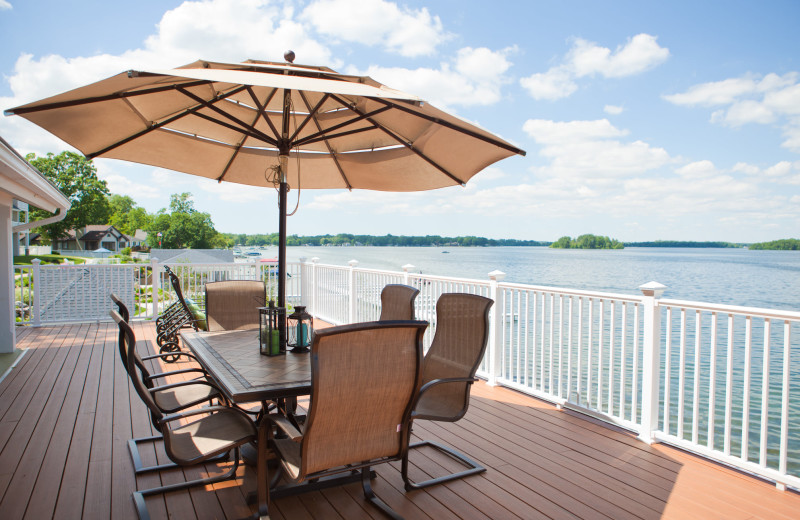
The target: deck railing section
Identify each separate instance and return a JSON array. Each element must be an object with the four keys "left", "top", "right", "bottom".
[
  {"left": 13, "top": 258, "right": 300, "bottom": 324},
  {"left": 493, "top": 281, "right": 646, "bottom": 434},
  {"left": 13, "top": 257, "right": 800, "bottom": 489},
  {"left": 655, "top": 298, "right": 800, "bottom": 490}
]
